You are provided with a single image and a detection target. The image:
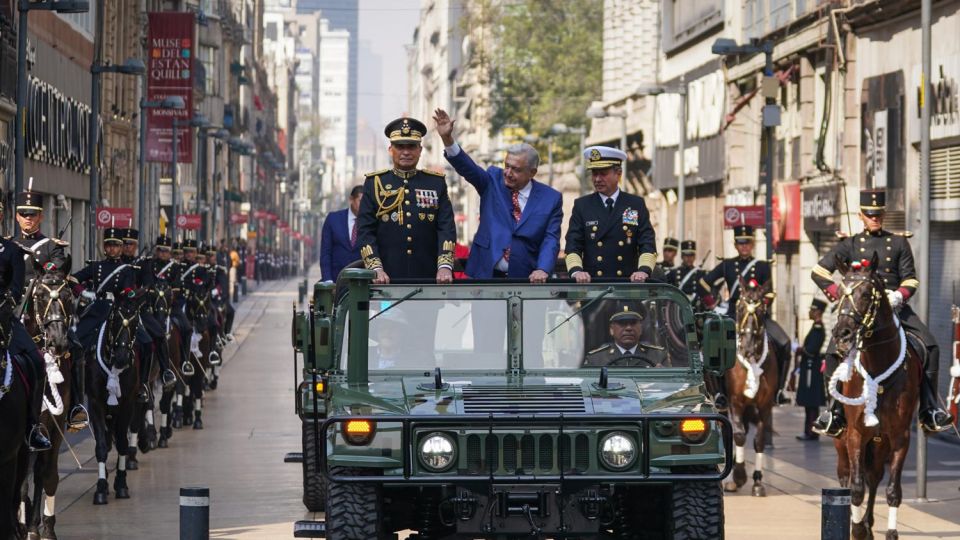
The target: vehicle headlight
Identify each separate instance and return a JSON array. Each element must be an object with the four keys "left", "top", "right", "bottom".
[
  {"left": 418, "top": 433, "right": 457, "bottom": 472},
  {"left": 599, "top": 432, "right": 637, "bottom": 470}
]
